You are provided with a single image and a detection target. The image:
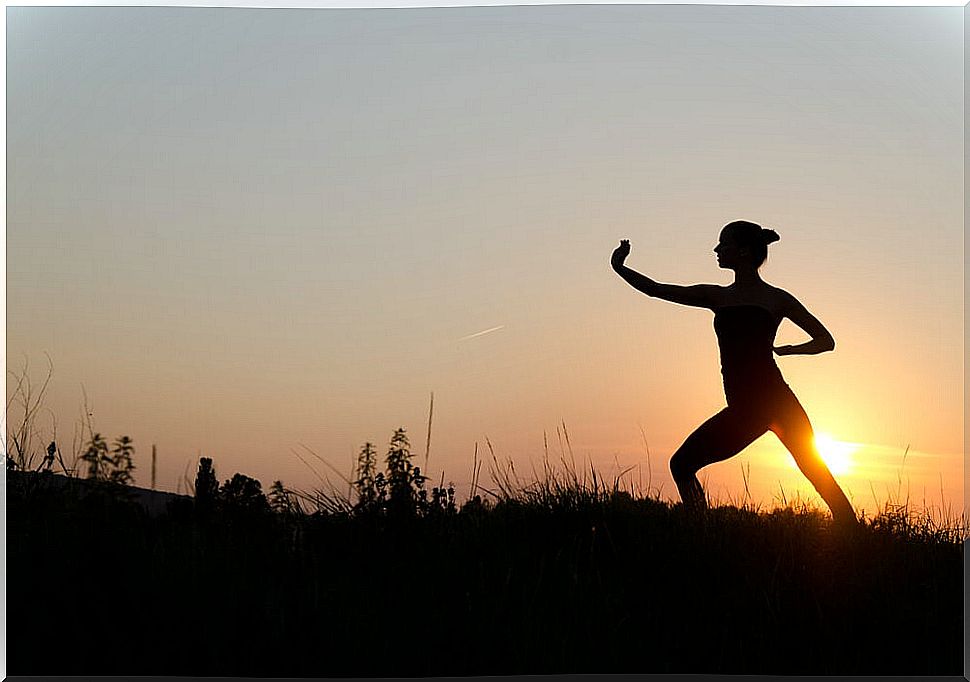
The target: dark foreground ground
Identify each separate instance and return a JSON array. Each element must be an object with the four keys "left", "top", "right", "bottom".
[{"left": 6, "top": 473, "right": 964, "bottom": 677}]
